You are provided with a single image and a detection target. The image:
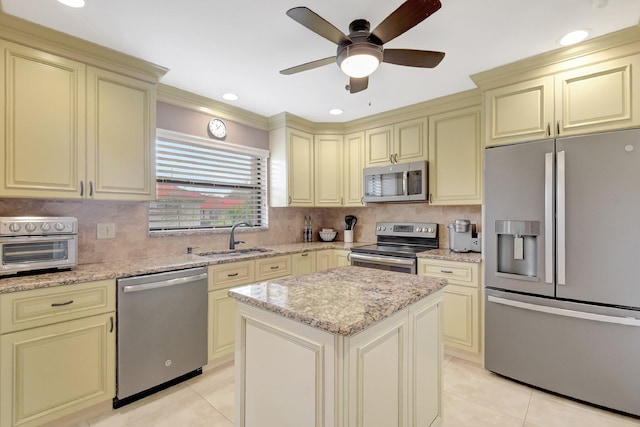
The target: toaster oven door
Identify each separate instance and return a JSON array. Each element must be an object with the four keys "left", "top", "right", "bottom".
[{"left": 0, "top": 234, "right": 78, "bottom": 274}]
